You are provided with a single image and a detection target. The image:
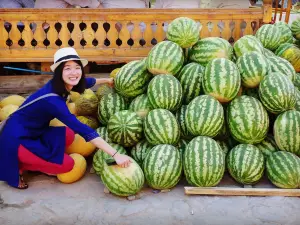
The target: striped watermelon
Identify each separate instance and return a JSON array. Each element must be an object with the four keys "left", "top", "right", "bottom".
[
  {"left": 274, "top": 21, "right": 294, "bottom": 44},
  {"left": 177, "top": 62, "right": 204, "bottom": 104},
  {"left": 255, "top": 135, "right": 279, "bottom": 158},
  {"left": 147, "top": 74, "right": 182, "bottom": 111},
  {"left": 266, "top": 151, "right": 300, "bottom": 189},
  {"left": 184, "top": 136, "right": 225, "bottom": 187},
  {"left": 268, "top": 56, "right": 296, "bottom": 82},
  {"left": 291, "top": 18, "right": 300, "bottom": 40},
  {"left": 227, "top": 144, "right": 265, "bottom": 185},
  {"left": 96, "top": 126, "right": 110, "bottom": 142},
  {"left": 129, "top": 94, "right": 153, "bottom": 119},
  {"left": 107, "top": 110, "right": 143, "bottom": 147},
  {"left": 130, "top": 140, "right": 154, "bottom": 167},
  {"left": 259, "top": 72, "right": 296, "bottom": 114},
  {"left": 233, "top": 35, "right": 264, "bottom": 58},
  {"left": 275, "top": 43, "right": 300, "bottom": 72},
  {"left": 227, "top": 96, "right": 269, "bottom": 144},
  {"left": 274, "top": 110, "right": 300, "bottom": 156},
  {"left": 215, "top": 140, "right": 229, "bottom": 156},
  {"left": 295, "top": 73, "right": 300, "bottom": 91},
  {"left": 175, "top": 105, "right": 193, "bottom": 140},
  {"left": 166, "top": 17, "right": 201, "bottom": 48},
  {"left": 143, "top": 144, "right": 182, "bottom": 190},
  {"left": 96, "top": 84, "right": 114, "bottom": 100},
  {"left": 97, "top": 93, "right": 128, "bottom": 125},
  {"left": 215, "top": 121, "right": 229, "bottom": 141},
  {"left": 101, "top": 156, "right": 144, "bottom": 196},
  {"left": 114, "top": 59, "right": 152, "bottom": 98},
  {"left": 236, "top": 52, "right": 270, "bottom": 88},
  {"left": 255, "top": 24, "right": 281, "bottom": 50},
  {"left": 203, "top": 58, "right": 241, "bottom": 102},
  {"left": 189, "top": 37, "right": 233, "bottom": 67},
  {"left": 186, "top": 95, "right": 224, "bottom": 137},
  {"left": 146, "top": 41, "right": 184, "bottom": 75},
  {"left": 144, "top": 109, "right": 180, "bottom": 145},
  {"left": 295, "top": 89, "right": 300, "bottom": 112},
  {"left": 264, "top": 48, "right": 276, "bottom": 58},
  {"left": 93, "top": 143, "right": 127, "bottom": 176},
  {"left": 177, "top": 139, "right": 189, "bottom": 161}
]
